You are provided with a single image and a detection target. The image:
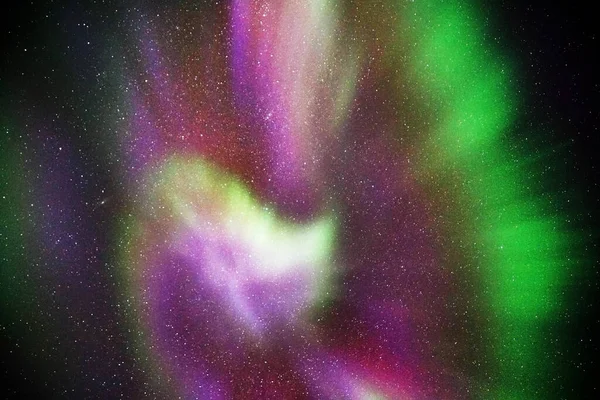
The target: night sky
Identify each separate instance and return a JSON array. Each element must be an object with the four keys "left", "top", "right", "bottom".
[{"left": 1, "top": 1, "right": 598, "bottom": 399}]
